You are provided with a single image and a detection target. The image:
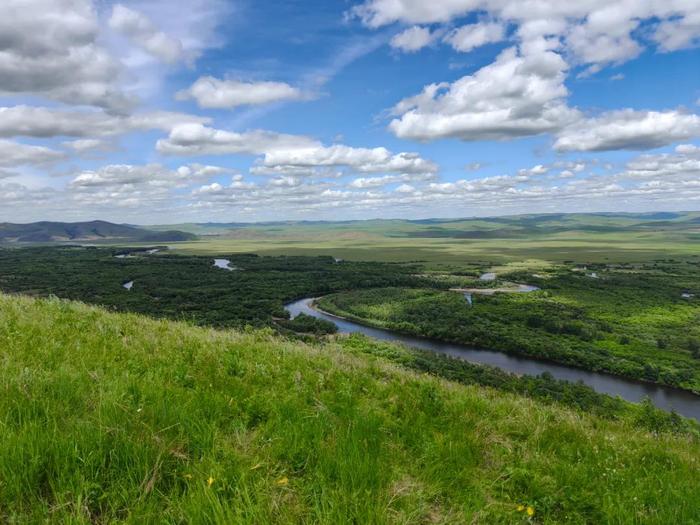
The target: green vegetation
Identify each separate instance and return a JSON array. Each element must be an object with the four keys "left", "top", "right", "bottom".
[
  {"left": 0, "top": 220, "right": 195, "bottom": 243},
  {"left": 0, "top": 246, "right": 429, "bottom": 328},
  {"left": 2, "top": 293, "right": 700, "bottom": 523},
  {"left": 342, "top": 334, "right": 696, "bottom": 432},
  {"left": 163, "top": 212, "right": 700, "bottom": 266},
  {"left": 276, "top": 312, "right": 338, "bottom": 335},
  {"left": 318, "top": 261, "right": 700, "bottom": 392}
]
